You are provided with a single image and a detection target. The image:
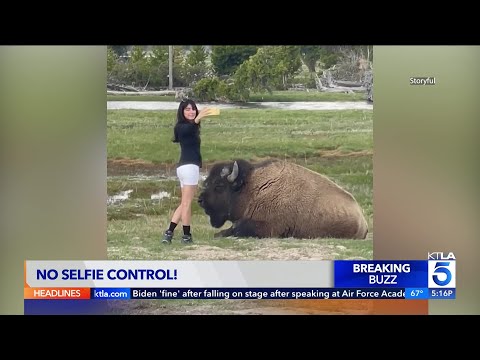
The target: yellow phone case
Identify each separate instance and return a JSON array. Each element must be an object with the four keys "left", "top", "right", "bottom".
[{"left": 206, "top": 108, "right": 220, "bottom": 116}]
